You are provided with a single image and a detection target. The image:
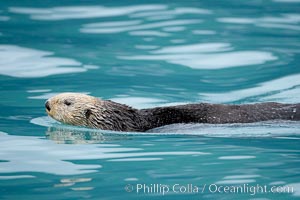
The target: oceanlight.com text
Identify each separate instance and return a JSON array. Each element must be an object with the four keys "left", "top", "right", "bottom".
[{"left": 124, "top": 183, "right": 294, "bottom": 196}]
